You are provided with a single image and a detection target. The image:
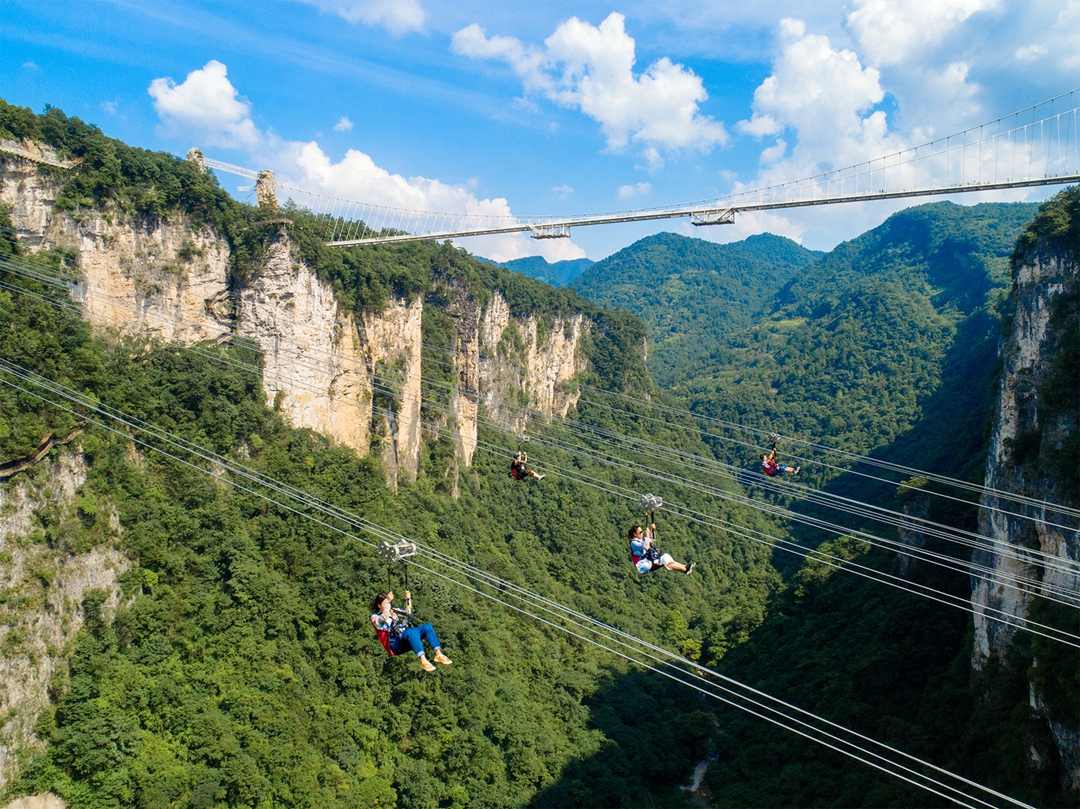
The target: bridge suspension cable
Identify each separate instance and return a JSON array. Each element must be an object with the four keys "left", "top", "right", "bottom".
[{"left": 201, "top": 89, "right": 1080, "bottom": 247}]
